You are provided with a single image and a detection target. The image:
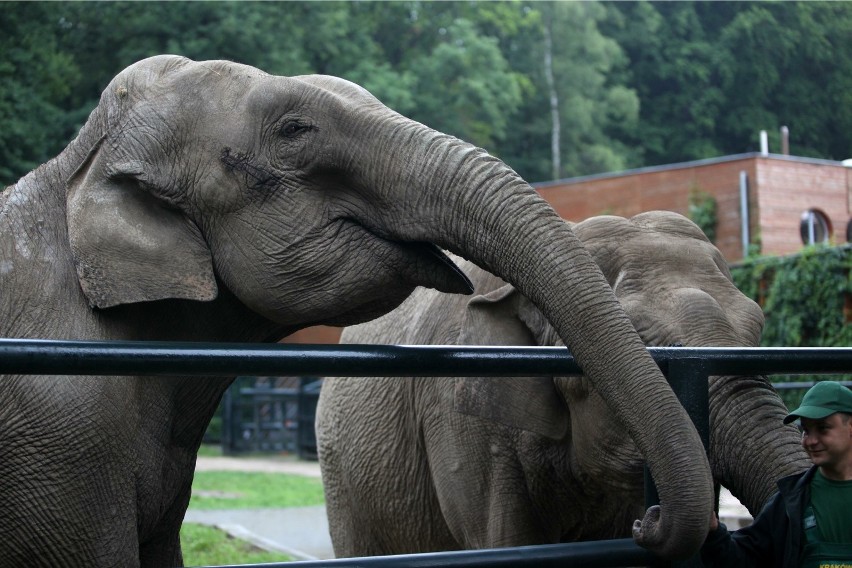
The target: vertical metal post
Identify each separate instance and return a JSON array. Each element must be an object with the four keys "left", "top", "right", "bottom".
[
  {"left": 670, "top": 358, "right": 711, "bottom": 568},
  {"left": 252, "top": 384, "right": 261, "bottom": 453},
  {"left": 644, "top": 356, "right": 711, "bottom": 568},
  {"left": 667, "top": 359, "right": 711, "bottom": 453},
  {"left": 739, "top": 171, "right": 750, "bottom": 258},
  {"left": 221, "top": 385, "right": 234, "bottom": 455}
]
